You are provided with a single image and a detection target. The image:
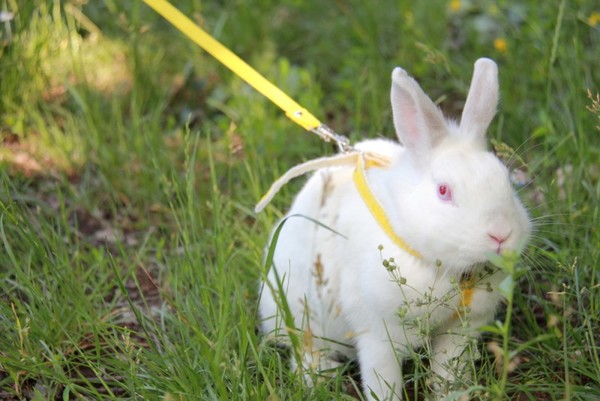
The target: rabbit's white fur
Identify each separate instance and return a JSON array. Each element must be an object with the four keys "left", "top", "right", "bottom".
[{"left": 259, "top": 59, "right": 530, "bottom": 400}]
